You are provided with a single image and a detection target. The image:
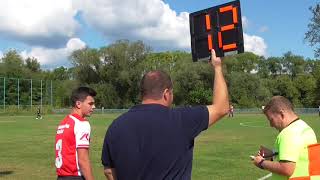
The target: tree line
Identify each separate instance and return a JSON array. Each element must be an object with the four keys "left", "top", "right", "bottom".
[{"left": 0, "top": 40, "right": 320, "bottom": 108}]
